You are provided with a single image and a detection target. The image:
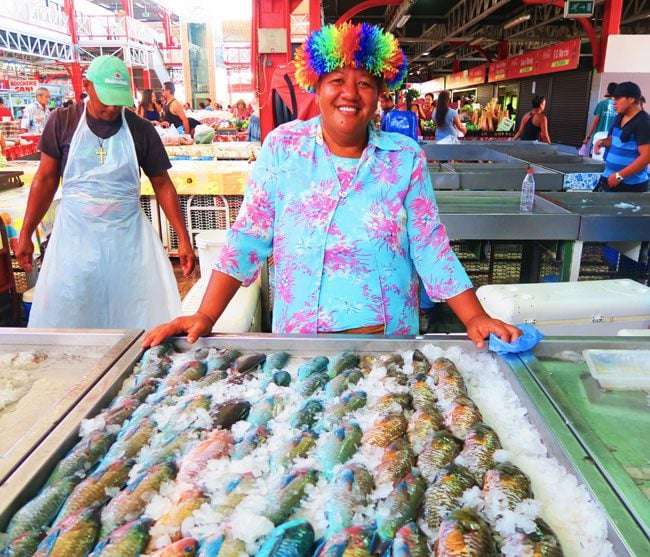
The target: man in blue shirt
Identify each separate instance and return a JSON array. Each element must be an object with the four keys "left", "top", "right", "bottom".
[{"left": 594, "top": 82, "right": 650, "bottom": 192}]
